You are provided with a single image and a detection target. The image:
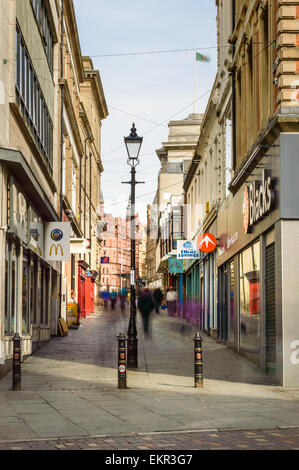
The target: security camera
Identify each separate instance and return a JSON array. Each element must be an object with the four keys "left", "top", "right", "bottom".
[
  {"left": 0, "top": 226, "right": 7, "bottom": 232},
  {"left": 65, "top": 210, "right": 75, "bottom": 219}
]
